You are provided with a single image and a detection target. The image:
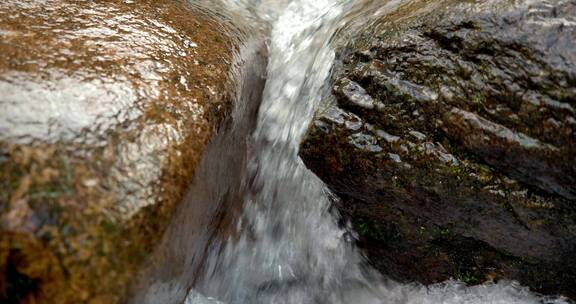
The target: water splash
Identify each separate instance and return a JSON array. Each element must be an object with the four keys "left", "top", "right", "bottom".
[{"left": 145, "top": 0, "right": 572, "bottom": 303}]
